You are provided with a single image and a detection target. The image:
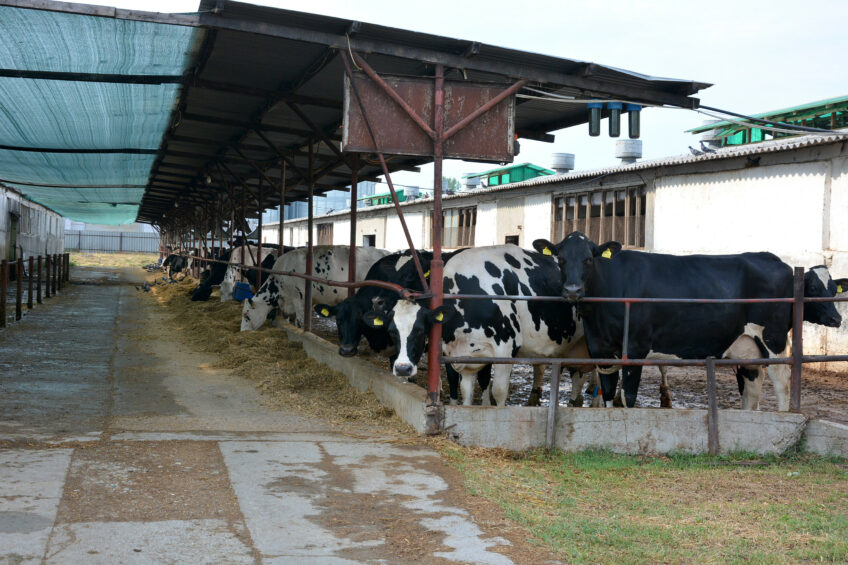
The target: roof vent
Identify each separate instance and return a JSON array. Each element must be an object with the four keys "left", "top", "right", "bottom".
[
  {"left": 699, "top": 119, "right": 722, "bottom": 149},
  {"left": 464, "top": 174, "right": 481, "bottom": 190},
  {"left": 615, "top": 139, "right": 642, "bottom": 165},
  {"left": 551, "top": 153, "right": 575, "bottom": 174}
]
